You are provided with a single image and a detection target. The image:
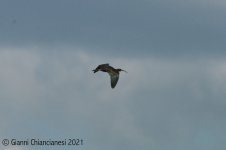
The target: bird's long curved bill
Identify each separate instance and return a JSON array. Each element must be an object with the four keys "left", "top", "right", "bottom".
[{"left": 122, "top": 70, "right": 128, "bottom": 73}]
